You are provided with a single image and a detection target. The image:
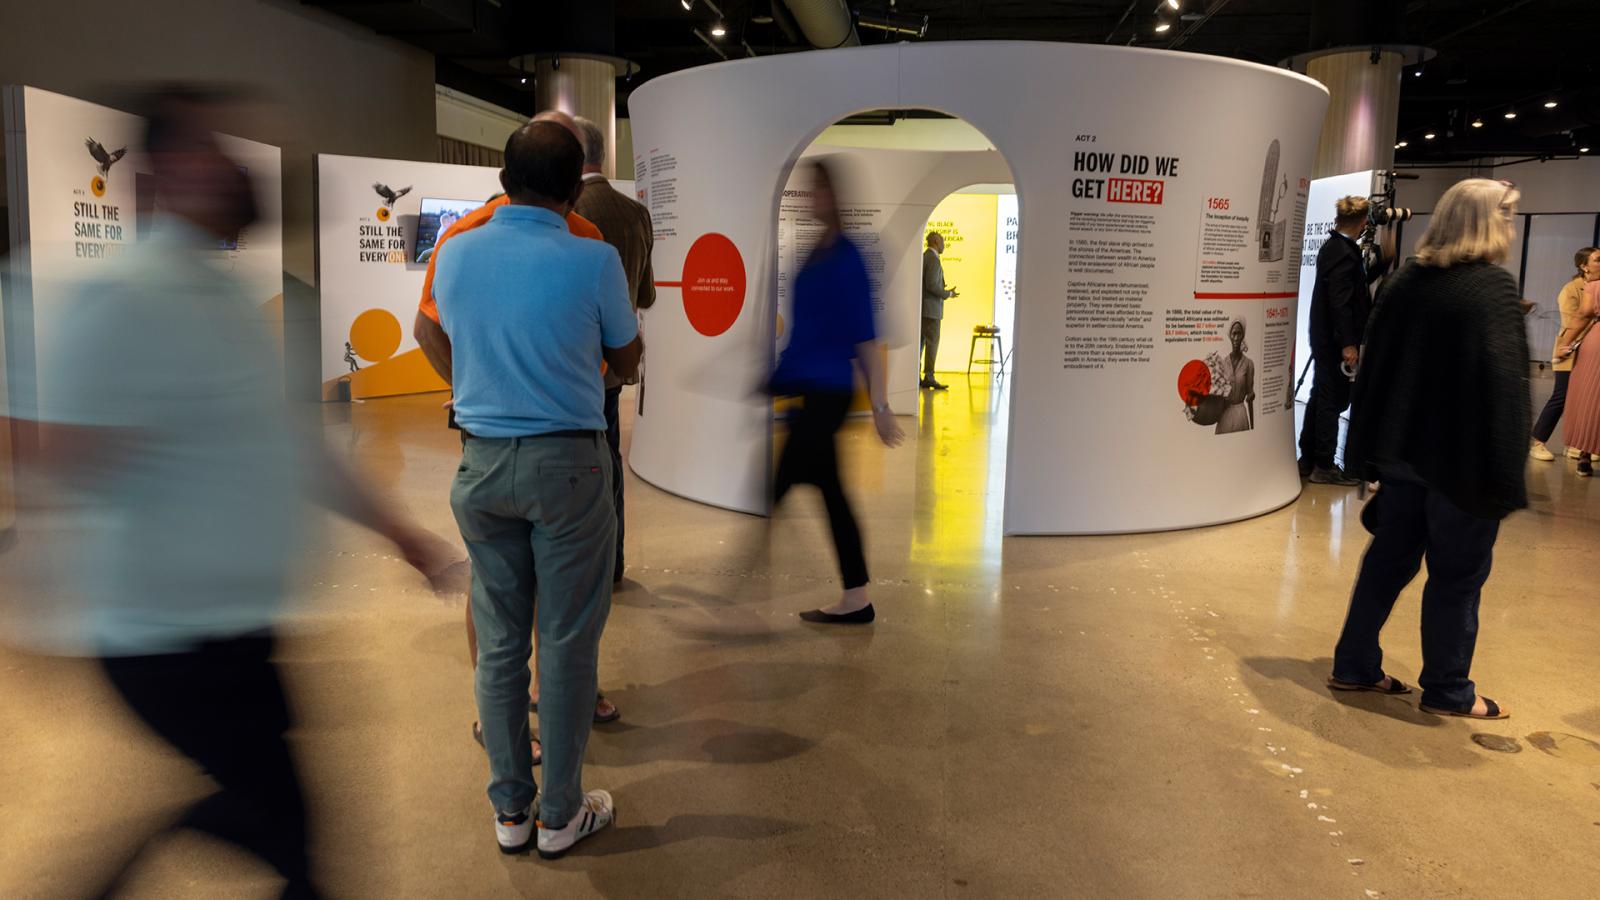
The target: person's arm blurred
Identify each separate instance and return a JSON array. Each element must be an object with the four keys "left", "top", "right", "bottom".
[
  {"left": 303, "top": 437, "right": 459, "bottom": 587},
  {"left": 855, "top": 341, "right": 903, "bottom": 447},
  {"left": 414, "top": 311, "right": 452, "bottom": 384}
]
